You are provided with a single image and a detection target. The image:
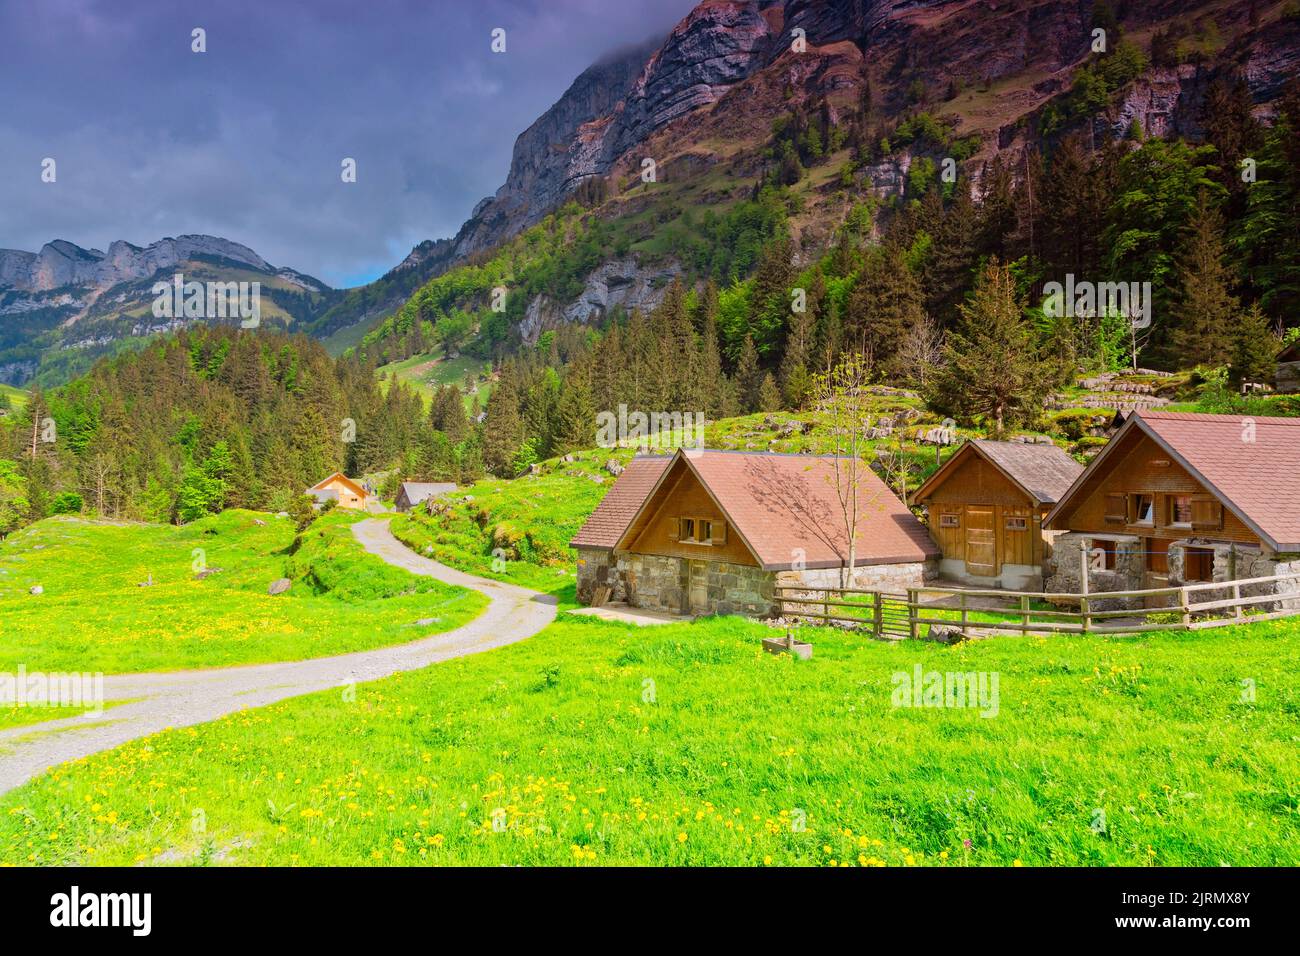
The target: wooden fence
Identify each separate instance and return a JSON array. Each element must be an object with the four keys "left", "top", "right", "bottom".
[{"left": 774, "top": 570, "right": 1300, "bottom": 641}]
